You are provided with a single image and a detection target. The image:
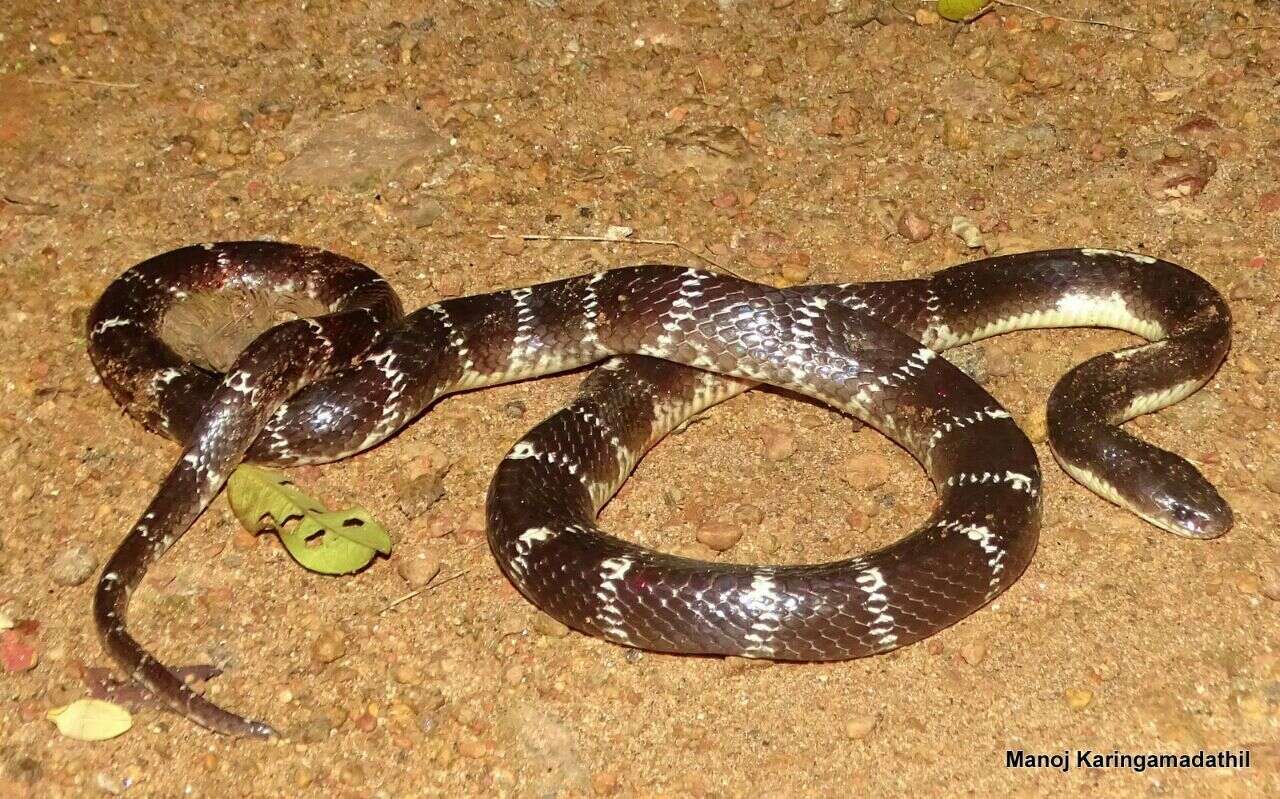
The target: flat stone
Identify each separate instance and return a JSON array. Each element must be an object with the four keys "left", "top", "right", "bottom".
[{"left": 280, "top": 103, "right": 449, "bottom": 190}]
